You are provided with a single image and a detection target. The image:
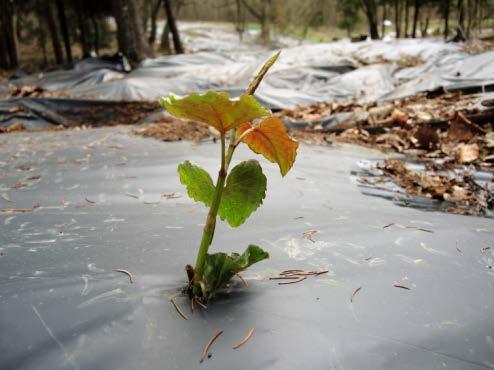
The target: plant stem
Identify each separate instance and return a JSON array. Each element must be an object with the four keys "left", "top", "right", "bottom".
[
  {"left": 193, "top": 133, "right": 227, "bottom": 286},
  {"left": 191, "top": 52, "right": 281, "bottom": 294}
]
